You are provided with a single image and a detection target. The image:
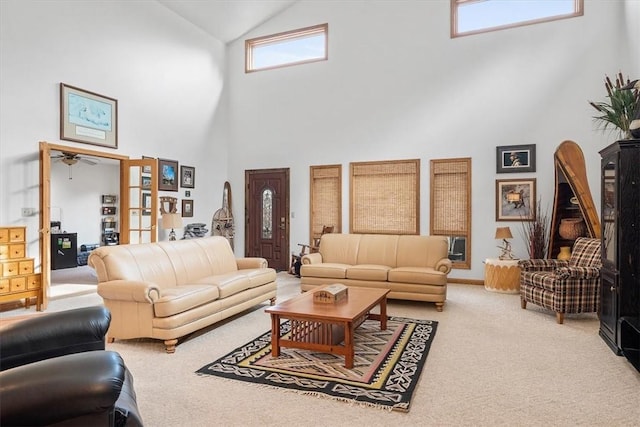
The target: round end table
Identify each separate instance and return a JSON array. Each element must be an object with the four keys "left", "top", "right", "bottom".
[{"left": 484, "top": 258, "right": 521, "bottom": 294}]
